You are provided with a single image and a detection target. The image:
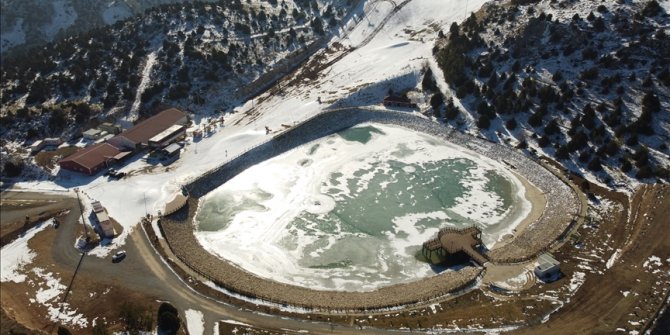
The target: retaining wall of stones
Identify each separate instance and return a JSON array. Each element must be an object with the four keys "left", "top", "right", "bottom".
[{"left": 161, "top": 108, "right": 579, "bottom": 310}]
